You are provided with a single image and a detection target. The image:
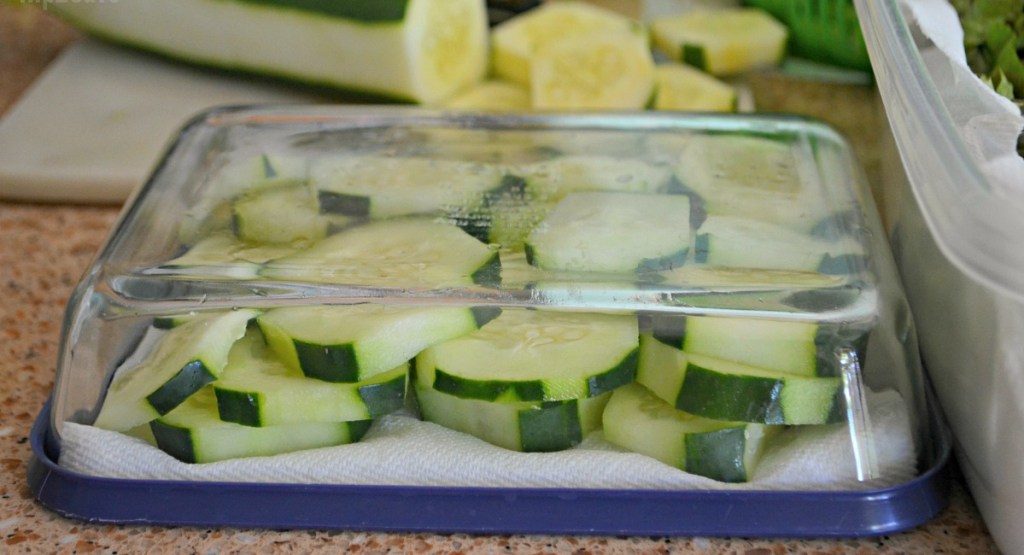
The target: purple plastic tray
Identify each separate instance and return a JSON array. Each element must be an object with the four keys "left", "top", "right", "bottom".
[{"left": 28, "top": 397, "right": 952, "bottom": 536}]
